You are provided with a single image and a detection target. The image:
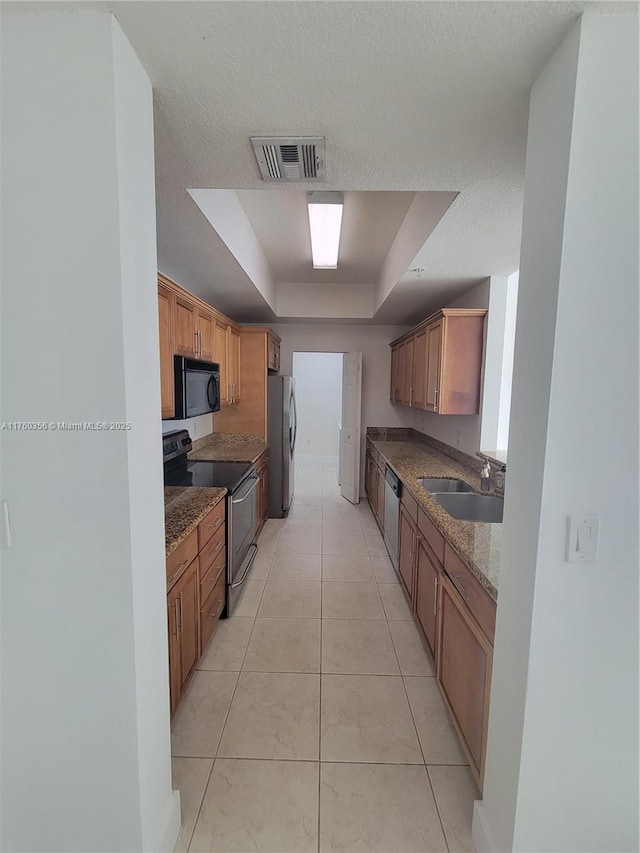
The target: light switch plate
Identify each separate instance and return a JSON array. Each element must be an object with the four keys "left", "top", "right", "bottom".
[{"left": 566, "top": 514, "right": 600, "bottom": 562}]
